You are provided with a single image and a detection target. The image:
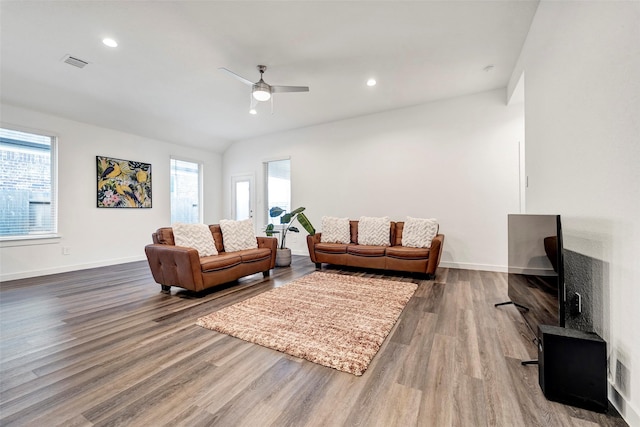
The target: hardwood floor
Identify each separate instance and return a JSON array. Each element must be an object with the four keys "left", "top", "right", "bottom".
[{"left": 0, "top": 257, "right": 628, "bottom": 427}]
